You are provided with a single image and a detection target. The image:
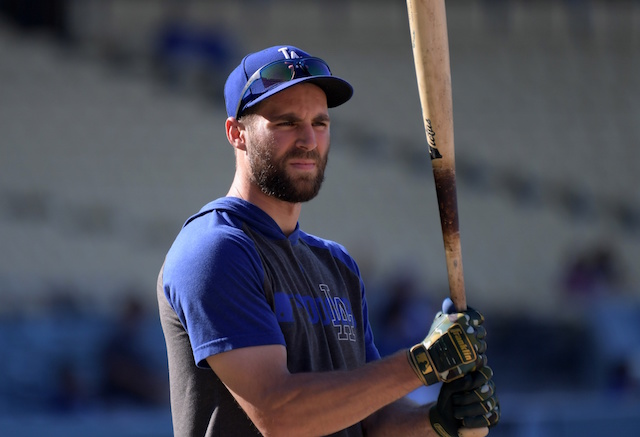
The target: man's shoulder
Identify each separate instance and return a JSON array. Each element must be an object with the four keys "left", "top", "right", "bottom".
[
  {"left": 299, "top": 231, "right": 360, "bottom": 273},
  {"left": 172, "top": 209, "right": 246, "bottom": 251},
  {"left": 165, "top": 199, "right": 259, "bottom": 271},
  {"left": 299, "top": 231, "right": 345, "bottom": 252},
  {"left": 182, "top": 197, "right": 242, "bottom": 228}
]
